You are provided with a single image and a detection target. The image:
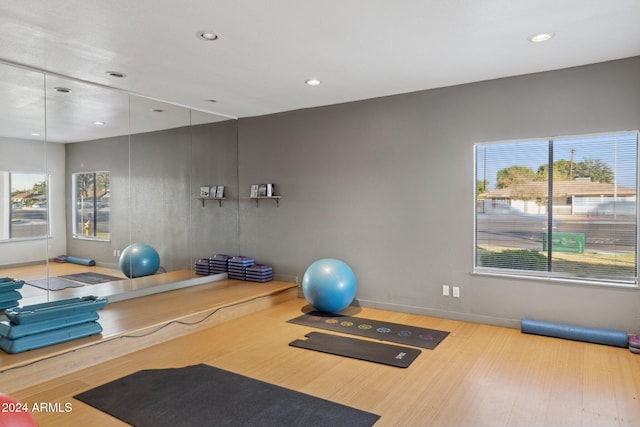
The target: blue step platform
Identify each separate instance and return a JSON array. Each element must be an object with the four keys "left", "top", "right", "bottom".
[
  {"left": 0, "top": 311, "right": 100, "bottom": 339},
  {"left": 0, "top": 278, "right": 25, "bottom": 311},
  {"left": 0, "top": 322, "right": 103, "bottom": 354},
  {"left": 5, "top": 296, "right": 107, "bottom": 324},
  {"left": 0, "top": 296, "right": 108, "bottom": 354}
]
